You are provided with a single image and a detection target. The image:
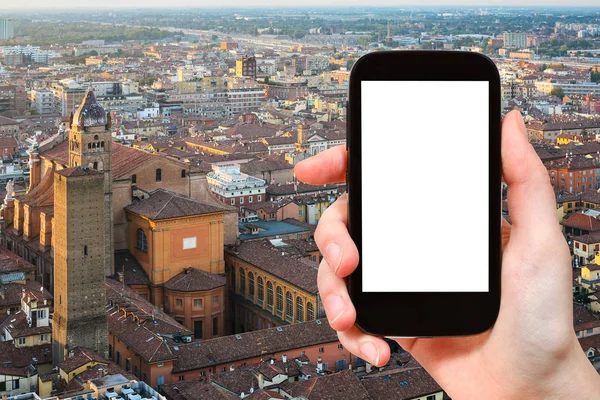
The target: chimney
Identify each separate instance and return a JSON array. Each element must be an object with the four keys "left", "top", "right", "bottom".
[
  {"left": 281, "top": 354, "right": 287, "bottom": 364},
  {"left": 270, "top": 359, "right": 274, "bottom": 365},
  {"left": 317, "top": 356, "right": 323, "bottom": 371},
  {"left": 229, "top": 365, "right": 235, "bottom": 372},
  {"left": 117, "top": 272, "right": 124, "bottom": 283}
]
